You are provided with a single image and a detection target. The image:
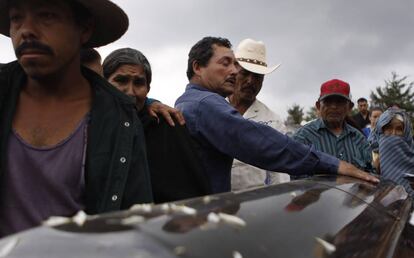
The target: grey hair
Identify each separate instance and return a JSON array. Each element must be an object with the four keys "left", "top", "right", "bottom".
[{"left": 102, "top": 48, "right": 152, "bottom": 87}]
